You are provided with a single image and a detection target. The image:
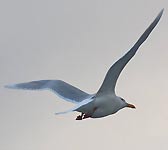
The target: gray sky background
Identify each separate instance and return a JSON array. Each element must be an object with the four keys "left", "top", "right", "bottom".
[{"left": 1, "top": 0, "right": 168, "bottom": 150}]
